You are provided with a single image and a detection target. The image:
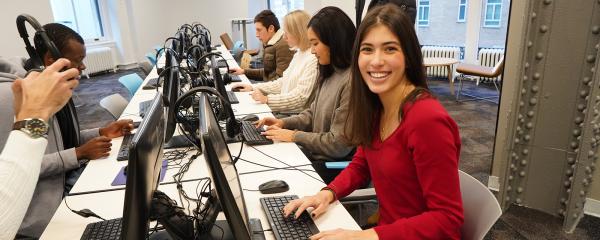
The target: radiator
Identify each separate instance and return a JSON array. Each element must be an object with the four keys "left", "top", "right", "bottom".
[
  {"left": 478, "top": 48, "right": 504, "bottom": 84},
  {"left": 421, "top": 46, "right": 461, "bottom": 77},
  {"left": 81, "top": 46, "right": 116, "bottom": 77}
]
